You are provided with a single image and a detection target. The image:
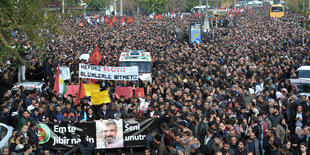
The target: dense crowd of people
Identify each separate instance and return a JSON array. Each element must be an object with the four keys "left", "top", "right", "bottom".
[{"left": 0, "top": 4, "right": 310, "bottom": 155}]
